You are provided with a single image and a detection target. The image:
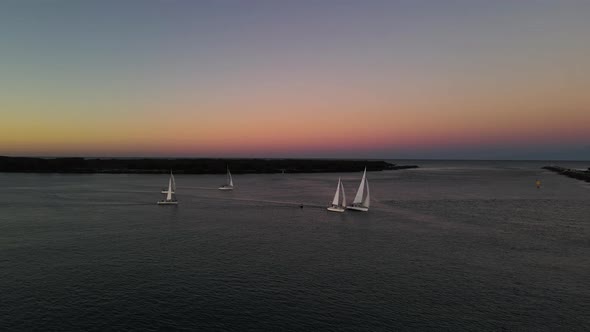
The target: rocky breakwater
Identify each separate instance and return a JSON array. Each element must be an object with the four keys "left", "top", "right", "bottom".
[{"left": 542, "top": 165, "right": 590, "bottom": 182}]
